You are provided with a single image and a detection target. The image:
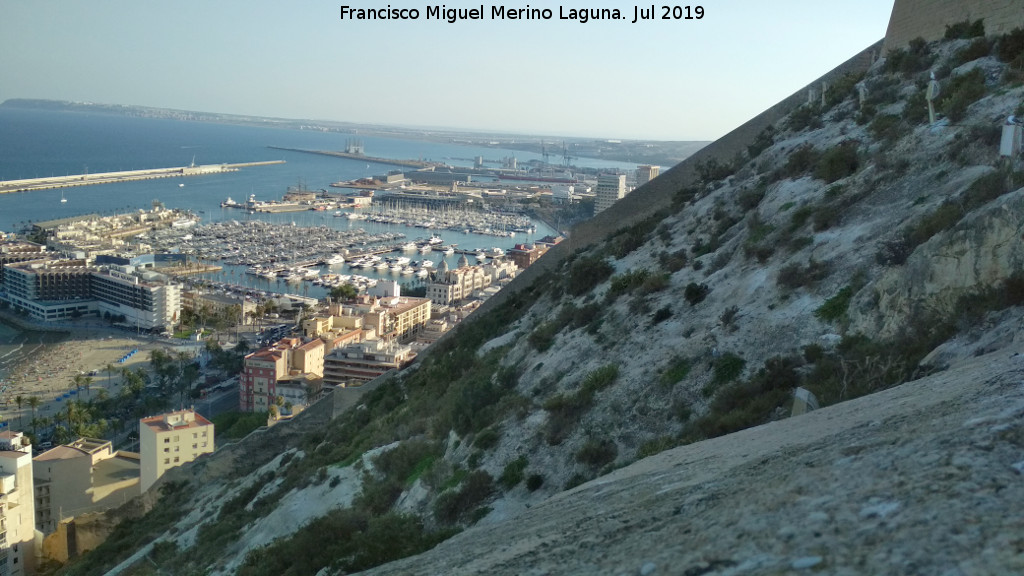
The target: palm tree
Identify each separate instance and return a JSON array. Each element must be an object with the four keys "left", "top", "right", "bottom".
[
  {"left": 14, "top": 396, "right": 23, "bottom": 430},
  {"left": 106, "top": 362, "right": 117, "bottom": 388},
  {"left": 26, "top": 396, "right": 40, "bottom": 436}
]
